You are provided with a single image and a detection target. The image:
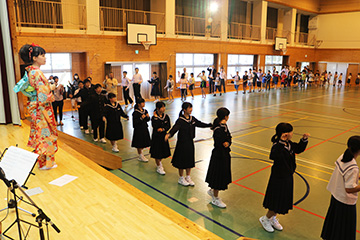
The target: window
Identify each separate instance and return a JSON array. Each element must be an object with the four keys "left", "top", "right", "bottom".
[
  {"left": 227, "top": 54, "right": 254, "bottom": 78},
  {"left": 42, "top": 53, "right": 72, "bottom": 86},
  {"left": 176, "top": 53, "right": 214, "bottom": 82},
  {"left": 265, "top": 55, "right": 283, "bottom": 73}
]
